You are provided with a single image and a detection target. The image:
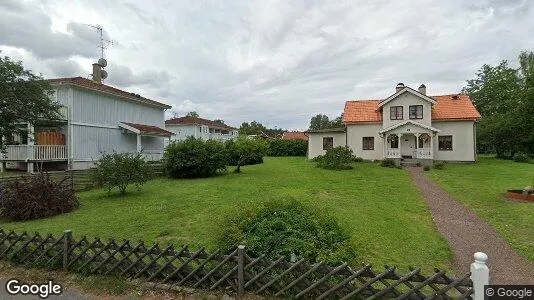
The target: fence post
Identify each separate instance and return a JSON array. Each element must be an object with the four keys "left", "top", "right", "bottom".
[
  {"left": 63, "top": 230, "right": 72, "bottom": 270},
  {"left": 470, "top": 252, "right": 489, "bottom": 300},
  {"left": 237, "top": 245, "right": 246, "bottom": 297}
]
